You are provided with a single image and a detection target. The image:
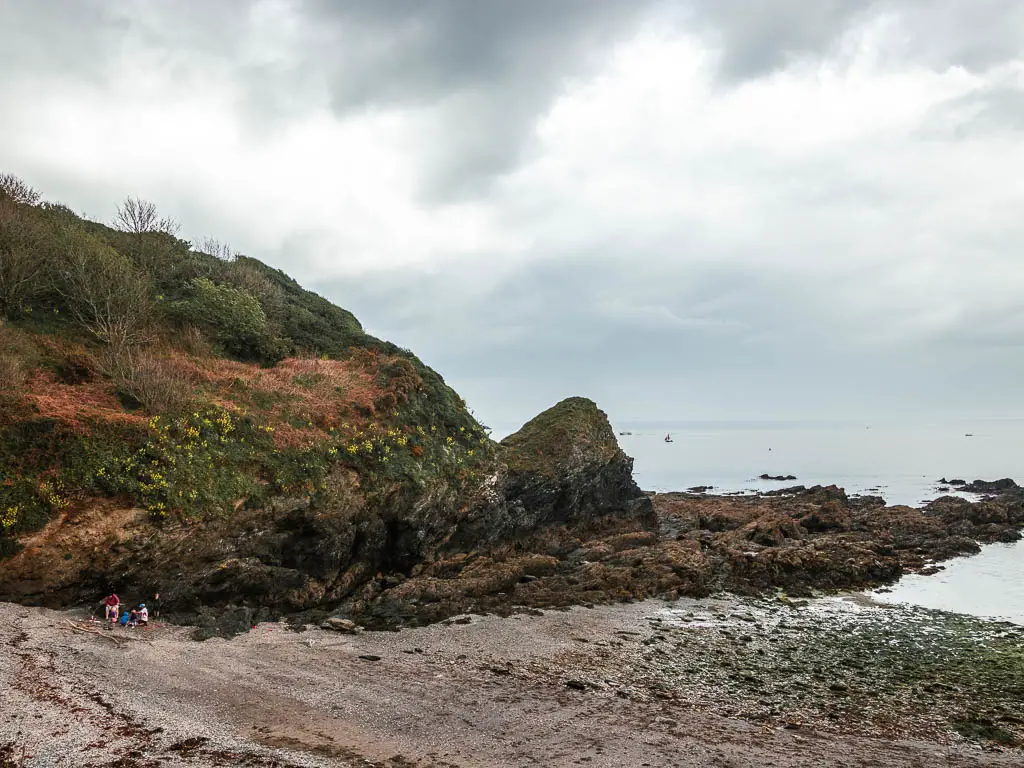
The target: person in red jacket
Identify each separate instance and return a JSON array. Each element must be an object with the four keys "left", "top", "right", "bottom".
[{"left": 103, "top": 591, "right": 120, "bottom": 626}]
